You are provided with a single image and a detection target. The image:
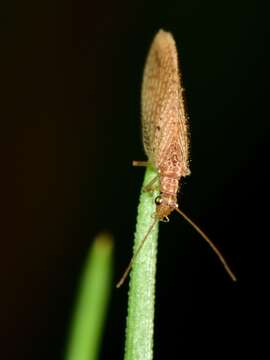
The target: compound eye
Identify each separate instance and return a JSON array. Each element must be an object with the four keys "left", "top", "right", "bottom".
[{"left": 155, "top": 195, "right": 163, "bottom": 205}]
